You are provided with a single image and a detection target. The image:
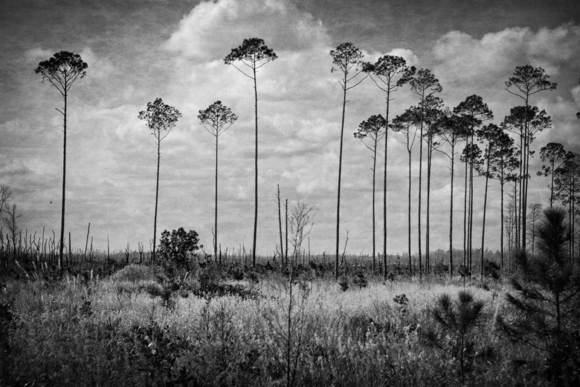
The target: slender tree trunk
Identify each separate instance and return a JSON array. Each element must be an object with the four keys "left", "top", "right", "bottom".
[
  {"left": 569, "top": 193, "right": 573, "bottom": 263},
  {"left": 522, "top": 99, "right": 530, "bottom": 252},
  {"left": 215, "top": 134, "right": 219, "bottom": 262},
  {"left": 500, "top": 175, "right": 505, "bottom": 268},
  {"left": 372, "top": 139, "right": 377, "bottom": 272},
  {"left": 469, "top": 132, "right": 474, "bottom": 271},
  {"left": 517, "top": 135, "right": 523, "bottom": 252},
  {"left": 463, "top": 156, "right": 468, "bottom": 266},
  {"left": 449, "top": 143, "right": 455, "bottom": 277},
  {"left": 408, "top": 149, "right": 412, "bottom": 272},
  {"left": 549, "top": 161, "right": 554, "bottom": 208},
  {"left": 426, "top": 140, "right": 432, "bottom": 275},
  {"left": 512, "top": 183, "right": 520, "bottom": 269},
  {"left": 336, "top": 73, "right": 348, "bottom": 279},
  {"left": 277, "top": 185, "right": 284, "bottom": 263},
  {"left": 481, "top": 153, "right": 491, "bottom": 276},
  {"left": 383, "top": 90, "right": 391, "bottom": 280},
  {"left": 418, "top": 93, "right": 425, "bottom": 278},
  {"left": 153, "top": 136, "right": 160, "bottom": 262},
  {"left": 285, "top": 199, "right": 288, "bottom": 265},
  {"left": 522, "top": 136, "right": 529, "bottom": 251},
  {"left": 252, "top": 66, "right": 259, "bottom": 267},
  {"left": 59, "top": 89, "right": 68, "bottom": 269},
  {"left": 572, "top": 194, "right": 575, "bottom": 264}
]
